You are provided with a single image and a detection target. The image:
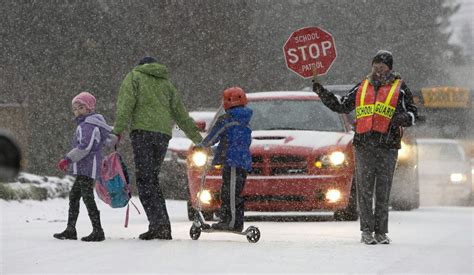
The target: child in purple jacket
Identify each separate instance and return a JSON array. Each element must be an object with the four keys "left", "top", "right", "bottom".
[{"left": 54, "top": 92, "right": 116, "bottom": 242}]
